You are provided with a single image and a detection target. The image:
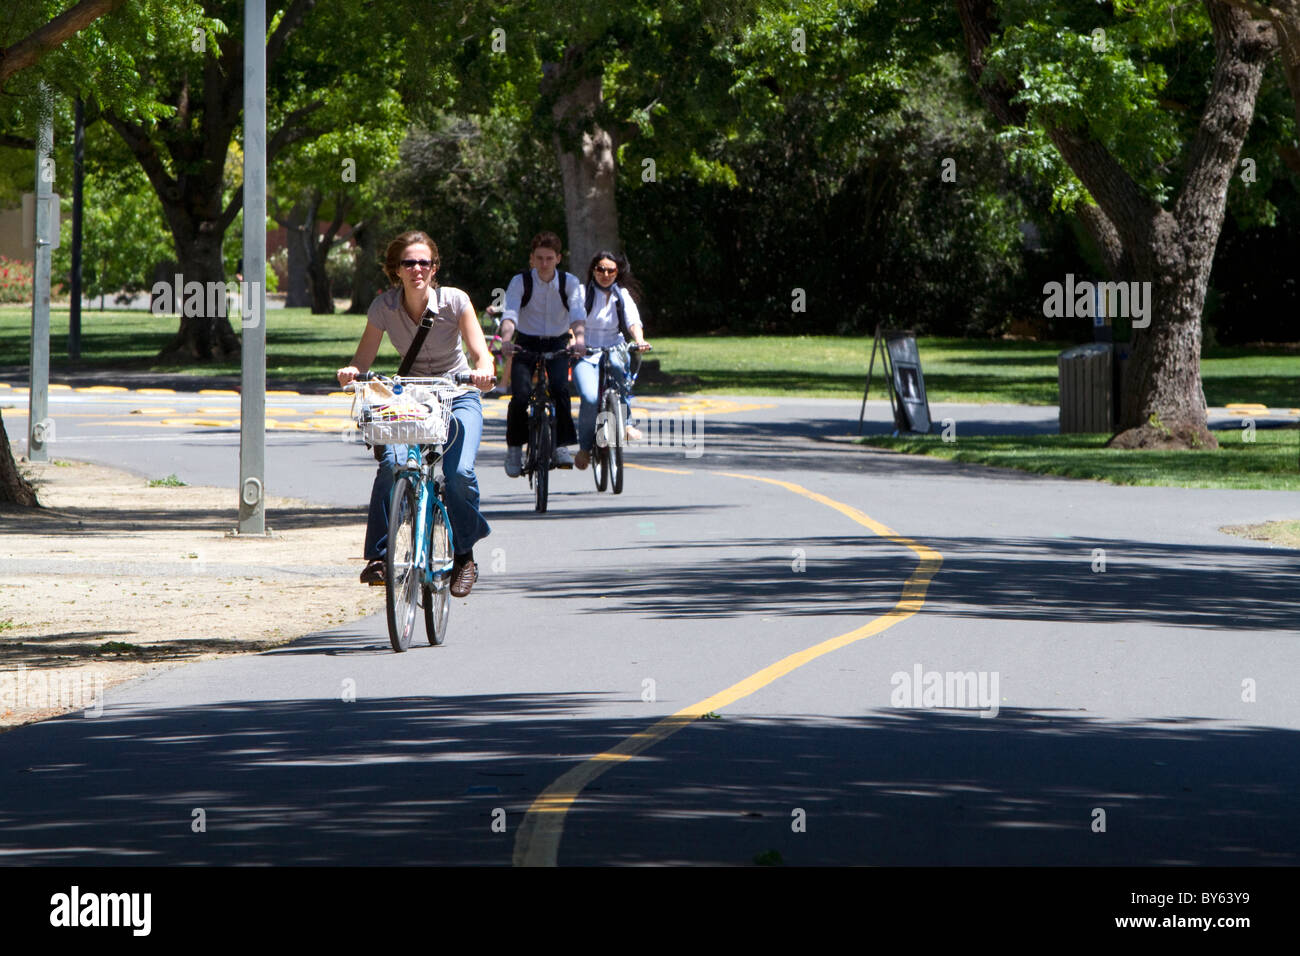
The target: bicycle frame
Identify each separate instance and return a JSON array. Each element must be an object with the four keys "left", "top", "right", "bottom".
[
  {"left": 514, "top": 349, "right": 566, "bottom": 475},
  {"left": 395, "top": 442, "right": 455, "bottom": 586}
]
